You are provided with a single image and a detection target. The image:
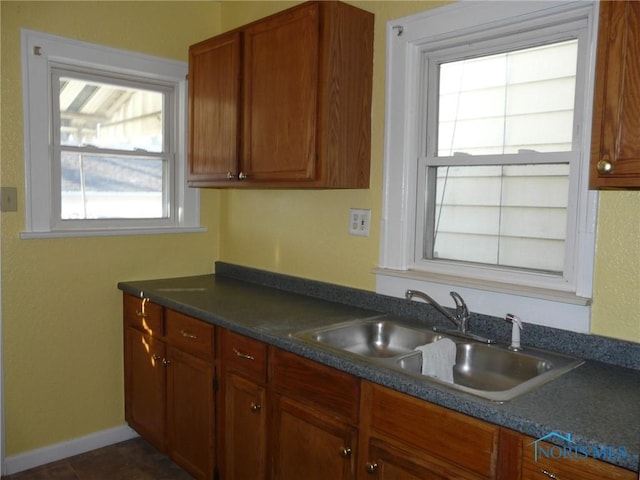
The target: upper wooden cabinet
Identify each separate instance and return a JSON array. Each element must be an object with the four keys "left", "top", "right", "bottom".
[
  {"left": 591, "top": 0, "right": 640, "bottom": 189},
  {"left": 188, "top": 1, "right": 374, "bottom": 188}
]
